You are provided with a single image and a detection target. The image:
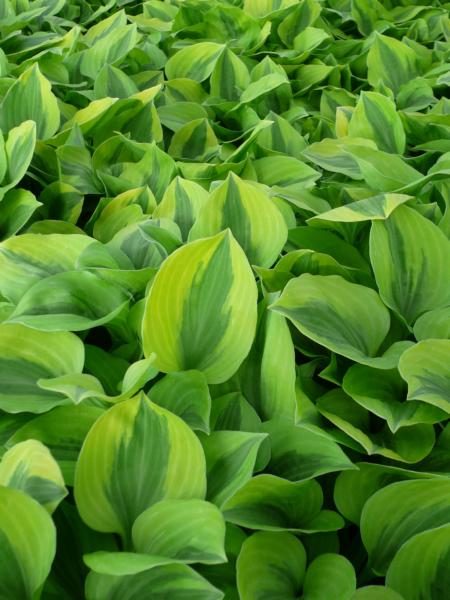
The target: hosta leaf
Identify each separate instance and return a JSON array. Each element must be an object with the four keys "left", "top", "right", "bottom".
[
  {"left": 370, "top": 205, "right": 450, "bottom": 324},
  {"left": 386, "top": 524, "right": 450, "bottom": 600},
  {"left": 223, "top": 474, "right": 343, "bottom": 533},
  {"left": 308, "top": 194, "right": 411, "bottom": 226},
  {"left": 7, "top": 405, "right": 104, "bottom": 486},
  {"left": 132, "top": 499, "right": 226, "bottom": 564},
  {"left": 0, "top": 64, "right": 59, "bottom": 138},
  {"left": 343, "top": 365, "right": 447, "bottom": 432},
  {"left": 1, "top": 120, "right": 36, "bottom": 193},
  {"left": 0, "top": 486, "right": 56, "bottom": 599},
  {"left": 142, "top": 231, "right": 257, "bottom": 384},
  {"left": 80, "top": 24, "right": 138, "bottom": 80},
  {"left": 302, "top": 553, "right": 356, "bottom": 600},
  {"left": 189, "top": 173, "right": 287, "bottom": 267},
  {"left": 165, "top": 42, "right": 225, "bottom": 82},
  {"left": 0, "top": 439, "right": 66, "bottom": 513},
  {"left": 200, "top": 430, "right": 266, "bottom": 508},
  {"left": 148, "top": 370, "right": 210, "bottom": 433},
  {"left": 236, "top": 531, "right": 306, "bottom": 600},
  {"left": 168, "top": 118, "right": 219, "bottom": 161},
  {"left": 361, "top": 479, "right": 450, "bottom": 575},
  {"left": 351, "top": 587, "right": 403, "bottom": 600},
  {"left": 262, "top": 420, "right": 355, "bottom": 481},
  {"left": 270, "top": 274, "right": 391, "bottom": 366},
  {"left": 398, "top": 340, "right": 450, "bottom": 413},
  {"left": 152, "top": 177, "right": 209, "bottom": 241},
  {"left": 367, "top": 33, "right": 420, "bottom": 94},
  {"left": 413, "top": 308, "right": 450, "bottom": 341},
  {"left": 0, "top": 323, "right": 84, "bottom": 413},
  {"left": 210, "top": 48, "right": 250, "bottom": 102},
  {"left": 84, "top": 552, "right": 173, "bottom": 577},
  {"left": 0, "top": 188, "right": 41, "bottom": 240},
  {"left": 0, "top": 233, "right": 94, "bottom": 304},
  {"left": 8, "top": 271, "right": 130, "bottom": 332},
  {"left": 74, "top": 394, "right": 206, "bottom": 544},
  {"left": 348, "top": 92, "right": 405, "bottom": 154},
  {"left": 85, "top": 564, "right": 224, "bottom": 600}
]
